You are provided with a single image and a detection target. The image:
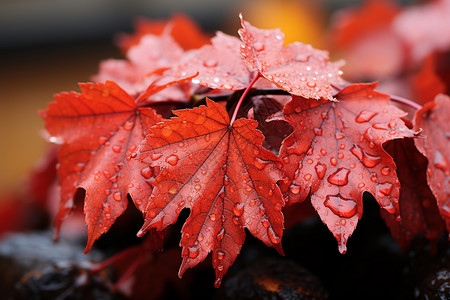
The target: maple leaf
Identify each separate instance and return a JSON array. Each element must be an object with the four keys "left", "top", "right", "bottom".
[
  {"left": 40, "top": 81, "right": 163, "bottom": 253},
  {"left": 270, "top": 83, "right": 415, "bottom": 253},
  {"left": 238, "top": 15, "right": 344, "bottom": 101},
  {"left": 414, "top": 94, "right": 450, "bottom": 232},
  {"left": 382, "top": 138, "right": 445, "bottom": 250},
  {"left": 165, "top": 31, "right": 254, "bottom": 91},
  {"left": 135, "top": 99, "right": 284, "bottom": 287},
  {"left": 93, "top": 33, "right": 185, "bottom": 97}
]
